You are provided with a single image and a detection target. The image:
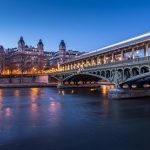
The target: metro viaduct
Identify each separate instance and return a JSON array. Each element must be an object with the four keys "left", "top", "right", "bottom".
[{"left": 48, "top": 32, "right": 150, "bottom": 88}]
